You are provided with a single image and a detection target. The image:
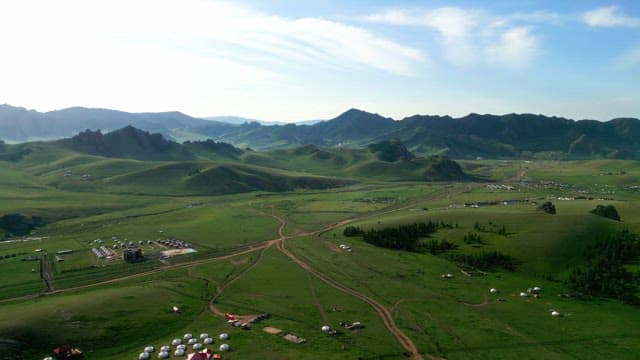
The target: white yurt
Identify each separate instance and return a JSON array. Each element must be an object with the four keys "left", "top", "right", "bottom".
[
  {"left": 184, "top": 333, "right": 193, "bottom": 340},
  {"left": 321, "top": 325, "right": 331, "bottom": 333},
  {"left": 43, "top": 358, "right": 54, "bottom": 360},
  {"left": 490, "top": 288, "right": 498, "bottom": 293},
  {"left": 176, "top": 344, "right": 186, "bottom": 351},
  {"left": 199, "top": 333, "right": 209, "bottom": 339},
  {"left": 193, "top": 343, "right": 203, "bottom": 351},
  {"left": 219, "top": 333, "right": 230, "bottom": 340},
  {"left": 174, "top": 349, "right": 185, "bottom": 357},
  {"left": 203, "top": 337, "right": 214, "bottom": 344},
  {"left": 188, "top": 338, "right": 198, "bottom": 345},
  {"left": 139, "top": 352, "right": 150, "bottom": 360},
  {"left": 551, "top": 310, "right": 560, "bottom": 316},
  {"left": 171, "top": 339, "right": 182, "bottom": 346},
  {"left": 144, "top": 346, "right": 155, "bottom": 353},
  {"left": 220, "top": 343, "right": 230, "bottom": 352},
  {"left": 158, "top": 351, "right": 169, "bottom": 359},
  {"left": 160, "top": 345, "right": 170, "bottom": 352},
  {"left": 519, "top": 292, "right": 528, "bottom": 297}
]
